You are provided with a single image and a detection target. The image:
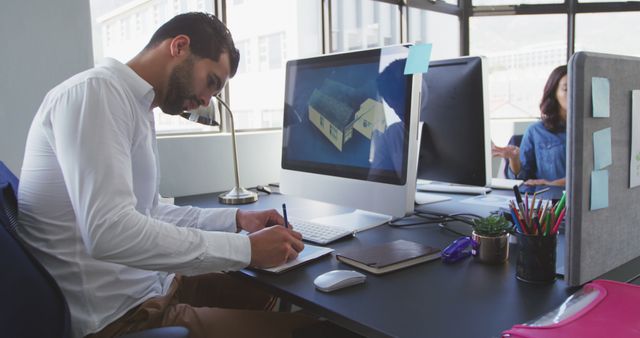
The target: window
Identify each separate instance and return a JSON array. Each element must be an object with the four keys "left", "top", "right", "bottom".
[
  {"left": 331, "top": 0, "right": 400, "bottom": 52},
  {"left": 225, "top": 0, "right": 322, "bottom": 130},
  {"left": 407, "top": 7, "right": 460, "bottom": 60},
  {"left": 90, "top": 0, "right": 217, "bottom": 134},
  {"left": 575, "top": 12, "right": 640, "bottom": 57},
  {"left": 330, "top": 125, "right": 338, "bottom": 139},
  {"left": 473, "top": 0, "right": 562, "bottom": 5},
  {"left": 470, "top": 14, "right": 566, "bottom": 144},
  {"left": 258, "top": 32, "right": 286, "bottom": 71},
  {"left": 235, "top": 39, "right": 251, "bottom": 74}
]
